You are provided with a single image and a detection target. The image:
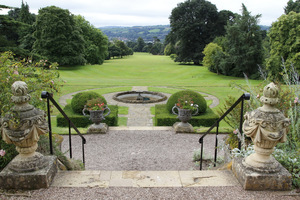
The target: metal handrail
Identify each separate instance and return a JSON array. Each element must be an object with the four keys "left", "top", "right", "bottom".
[
  {"left": 41, "top": 91, "right": 86, "bottom": 165},
  {"left": 198, "top": 93, "right": 250, "bottom": 170}
]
